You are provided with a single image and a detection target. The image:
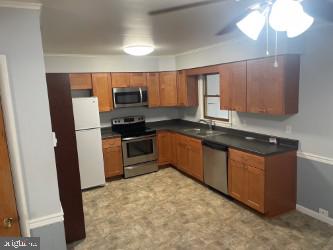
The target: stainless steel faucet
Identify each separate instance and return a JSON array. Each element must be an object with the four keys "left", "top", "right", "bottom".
[{"left": 200, "top": 119, "right": 215, "bottom": 130}]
